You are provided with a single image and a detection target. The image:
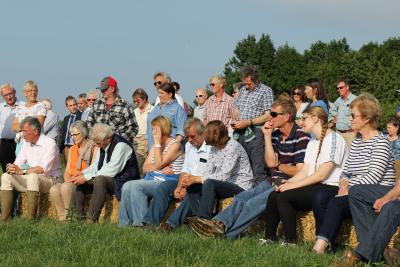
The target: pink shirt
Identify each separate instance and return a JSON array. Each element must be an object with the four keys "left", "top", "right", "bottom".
[{"left": 203, "top": 93, "right": 234, "bottom": 127}]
